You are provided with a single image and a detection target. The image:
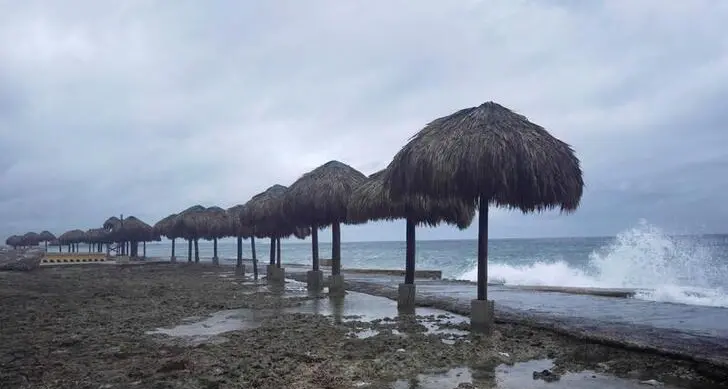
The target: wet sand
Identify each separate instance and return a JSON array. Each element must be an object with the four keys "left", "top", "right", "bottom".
[{"left": 1, "top": 263, "right": 726, "bottom": 388}]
